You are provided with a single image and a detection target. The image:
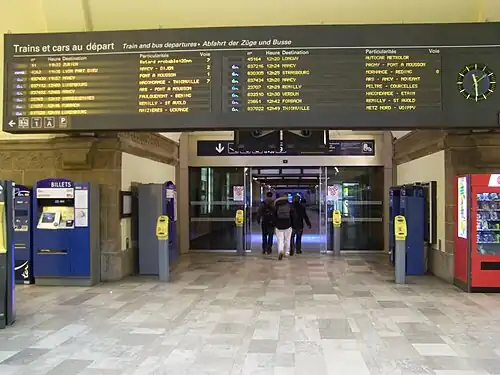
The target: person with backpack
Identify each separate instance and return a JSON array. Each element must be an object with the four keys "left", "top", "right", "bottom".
[
  {"left": 290, "top": 195, "right": 311, "bottom": 255},
  {"left": 273, "top": 193, "right": 293, "bottom": 260},
  {"left": 256, "top": 191, "right": 276, "bottom": 254}
]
